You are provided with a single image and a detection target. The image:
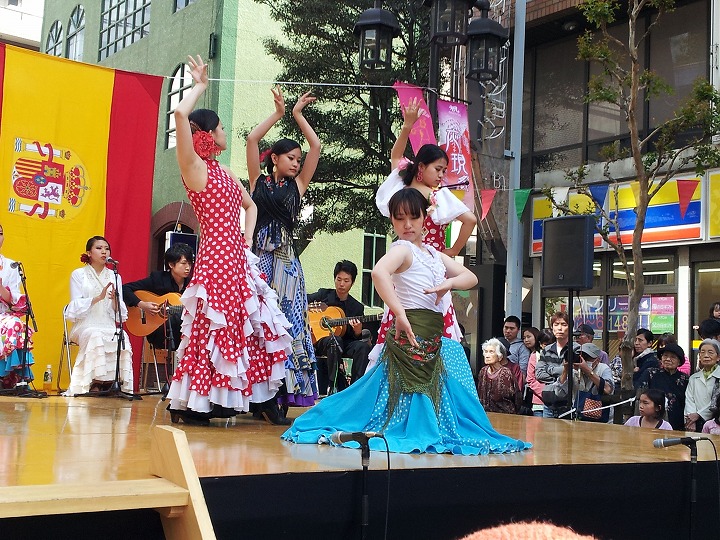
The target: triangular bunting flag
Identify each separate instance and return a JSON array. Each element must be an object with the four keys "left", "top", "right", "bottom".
[
  {"left": 514, "top": 188, "right": 532, "bottom": 222},
  {"left": 676, "top": 179, "right": 699, "bottom": 220},
  {"left": 552, "top": 187, "right": 570, "bottom": 216},
  {"left": 480, "top": 189, "right": 496, "bottom": 221},
  {"left": 588, "top": 184, "right": 609, "bottom": 207}
]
